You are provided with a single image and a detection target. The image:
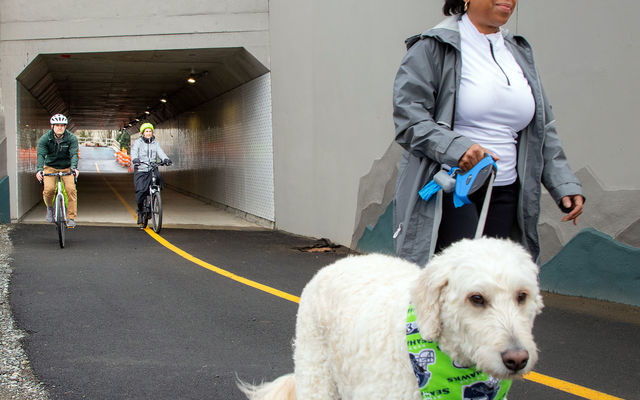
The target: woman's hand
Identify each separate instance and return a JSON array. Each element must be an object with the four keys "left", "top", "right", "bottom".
[
  {"left": 459, "top": 144, "right": 499, "bottom": 172},
  {"left": 560, "top": 195, "right": 584, "bottom": 225}
]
